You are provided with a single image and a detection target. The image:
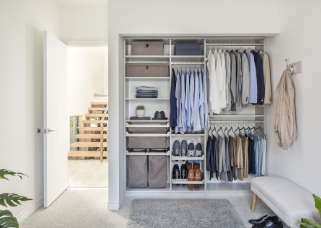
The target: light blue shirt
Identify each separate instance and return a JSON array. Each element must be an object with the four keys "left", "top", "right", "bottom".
[
  {"left": 178, "top": 69, "right": 186, "bottom": 134},
  {"left": 193, "top": 69, "right": 201, "bottom": 132},
  {"left": 245, "top": 50, "right": 257, "bottom": 104},
  {"left": 202, "top": 69, "right": 209, "bottom": 129},
  {"left": 190, "top": 70, "right": 194, "bottom": 128},
  {"left": 185, "top": 70, "right": 191, "bottom": 131},
  {"left": 198, "top": 69, "right": 204, "bottom": 130},
  {"left": 175, "top": 70, "right": 181, "bottom": 134}
]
